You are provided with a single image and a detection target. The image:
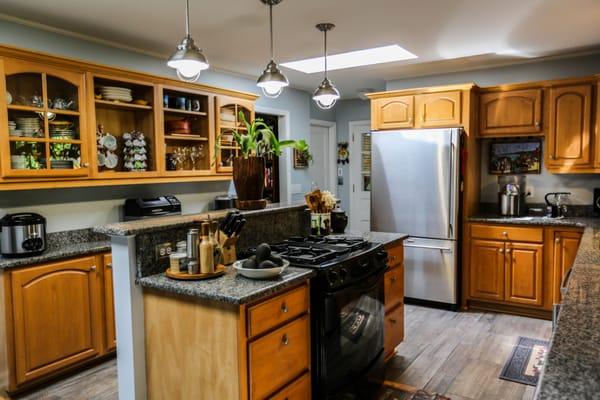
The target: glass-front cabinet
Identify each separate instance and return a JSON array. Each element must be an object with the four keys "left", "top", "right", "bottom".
[
  {"left": 215, "top": 95, "right": 254, "bottom": 174},
  {"left": 0, "top": 58, "right": 89, "bottom": 178}
]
